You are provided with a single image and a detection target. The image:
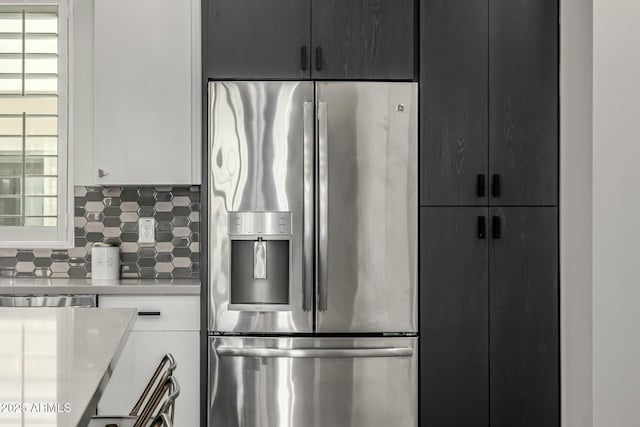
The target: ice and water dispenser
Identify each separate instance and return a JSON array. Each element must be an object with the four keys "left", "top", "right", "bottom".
[{"left": 227, "top": 212, "right": 292, "bottom": 310}]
